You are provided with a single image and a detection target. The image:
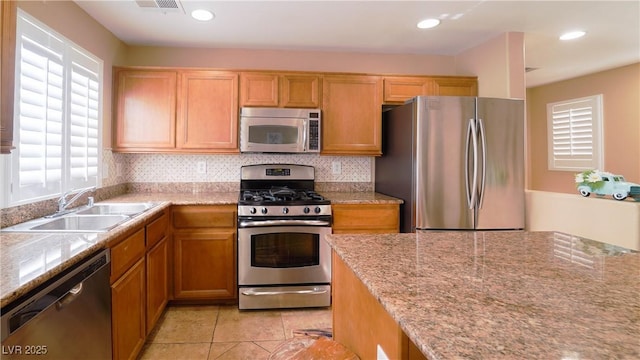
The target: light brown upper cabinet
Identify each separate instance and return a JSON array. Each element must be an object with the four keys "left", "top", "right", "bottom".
[
  {"left": 432, "top": 76, "right": 478, "bottom": 96},
  {"left": 383, "top": 76, "right": 433, "bottom": 104},
  {"left": 1, "top": 0, "right": 17, "bottom": 154},
  {"left": 113, "top": 67, "right": 239, "bottom": 153},
  {"left": 176, "top": 70, "right": 238, "bottom": 151},
  {"left": 114, "top": 69, "right": 177, "bottom": 151},
  {"left": 322, "top": 75, "right": 383, "bottom": 156},
  {"left": 240, "top": 72, "right": 321, "bottom": 108},
  {"left": 383, "top": 75, "right": 478, "bottom": 104}
]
